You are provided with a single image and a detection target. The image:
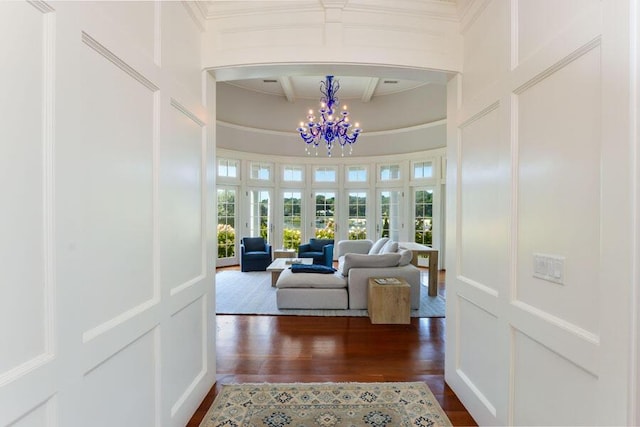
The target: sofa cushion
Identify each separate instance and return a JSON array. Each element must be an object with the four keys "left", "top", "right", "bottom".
[
  {"left": 381, "top": 240, "right": 399, "bottom": 253},
  {"left": 398, "top": 249, "right": 412, "bottom": 266},
  {"left": 341, "top": 252, "right": 401, "bottom": 276},
  {"left": 368, "top": 237, "right": 389, "bottom": 255},
  {"left": 291, "top": 264, "right": 336, "bottom": 274},
  {"left": 276, "top": 268, "right": 347, "bottom": 289}
]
